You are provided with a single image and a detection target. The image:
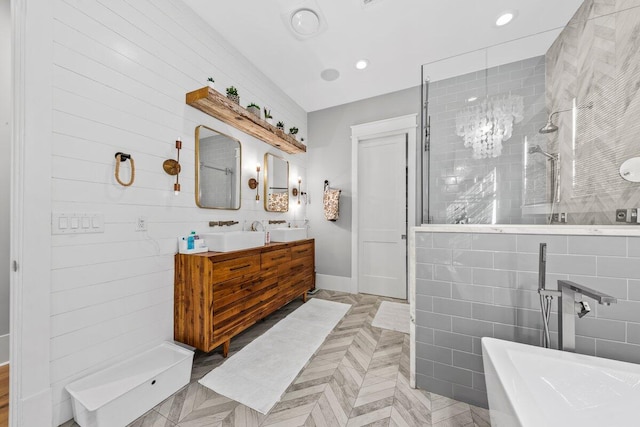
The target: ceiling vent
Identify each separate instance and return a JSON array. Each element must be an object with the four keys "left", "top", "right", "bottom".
[{"left": 282, "top": 0, "right": 327, "bottom": 40}]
